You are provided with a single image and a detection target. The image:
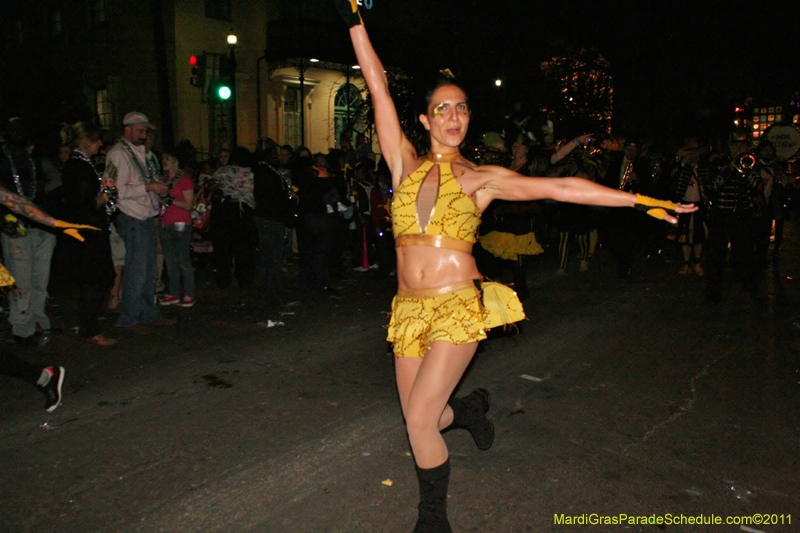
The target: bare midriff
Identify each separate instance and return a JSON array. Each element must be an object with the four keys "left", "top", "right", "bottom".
[{"left": 396, "top": 246, "right": 481, "bottom": 291}]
